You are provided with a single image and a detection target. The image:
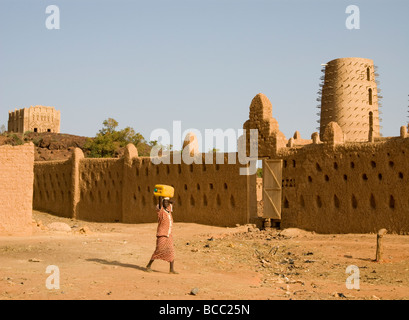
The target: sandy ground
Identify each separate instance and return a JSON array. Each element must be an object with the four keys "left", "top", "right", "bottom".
[{"left": 0, "top": 210, "right": 408, "bottom": 300}]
